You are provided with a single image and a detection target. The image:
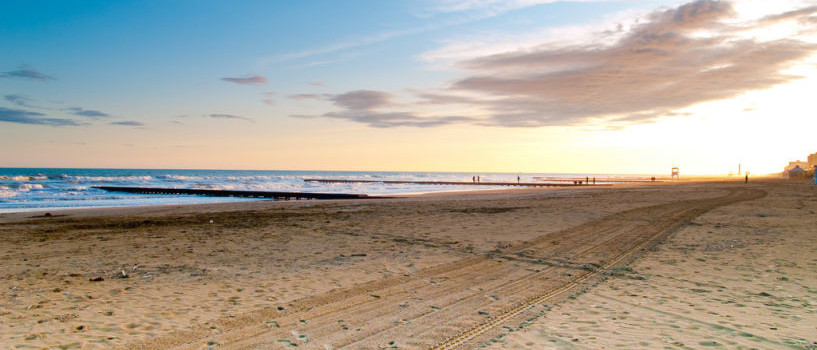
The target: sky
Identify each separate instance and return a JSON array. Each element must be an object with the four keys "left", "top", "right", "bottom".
[{"left": 1, "top": 0, "right": 816, "bottom": 175}]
